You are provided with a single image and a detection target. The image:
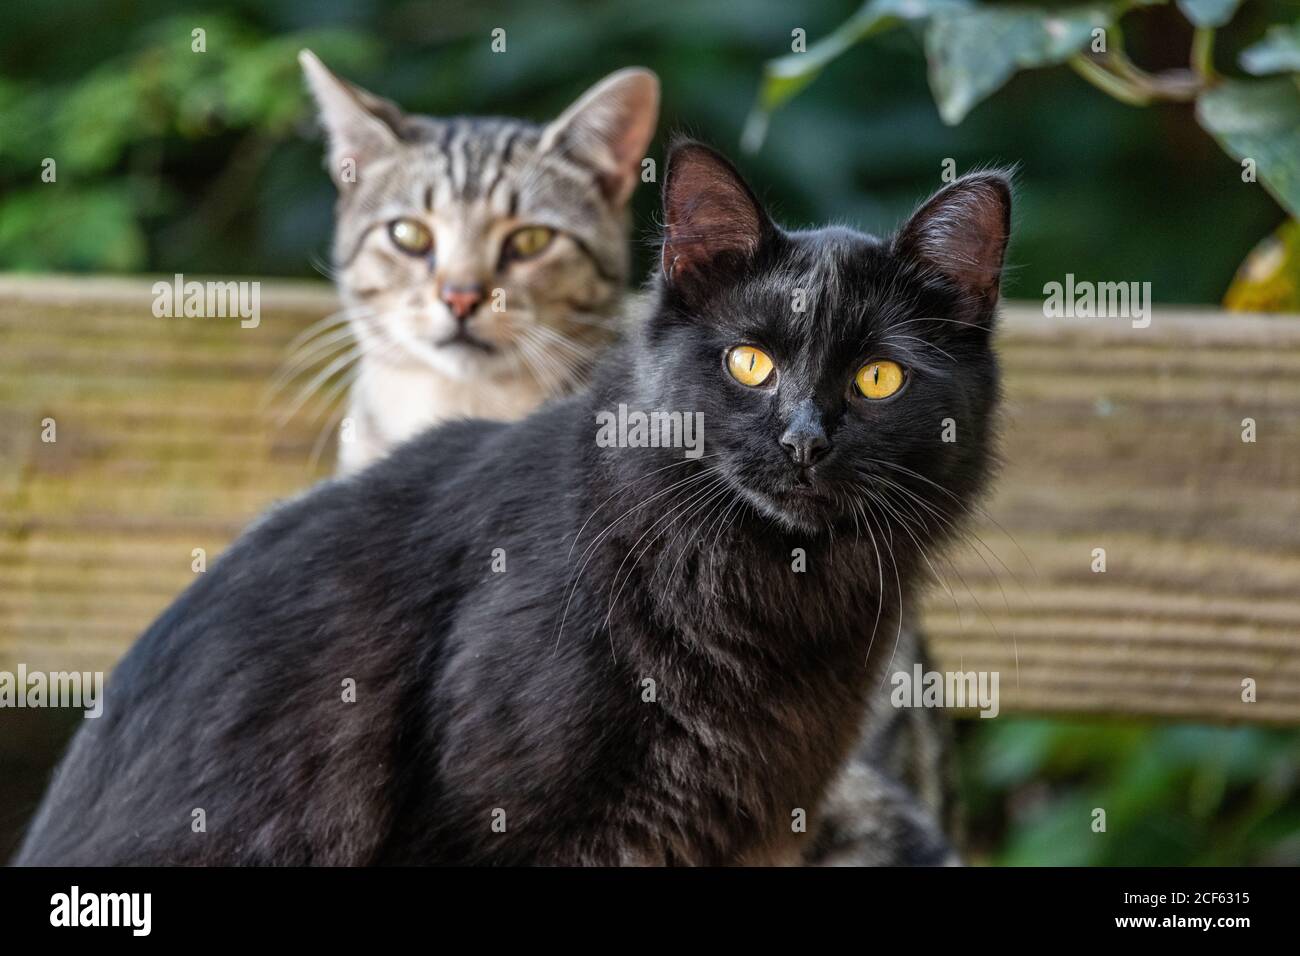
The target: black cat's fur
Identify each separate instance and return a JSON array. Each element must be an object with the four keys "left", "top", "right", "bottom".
[{"left": 15, "top": 142, "right": 1010, "bottom": 866}]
